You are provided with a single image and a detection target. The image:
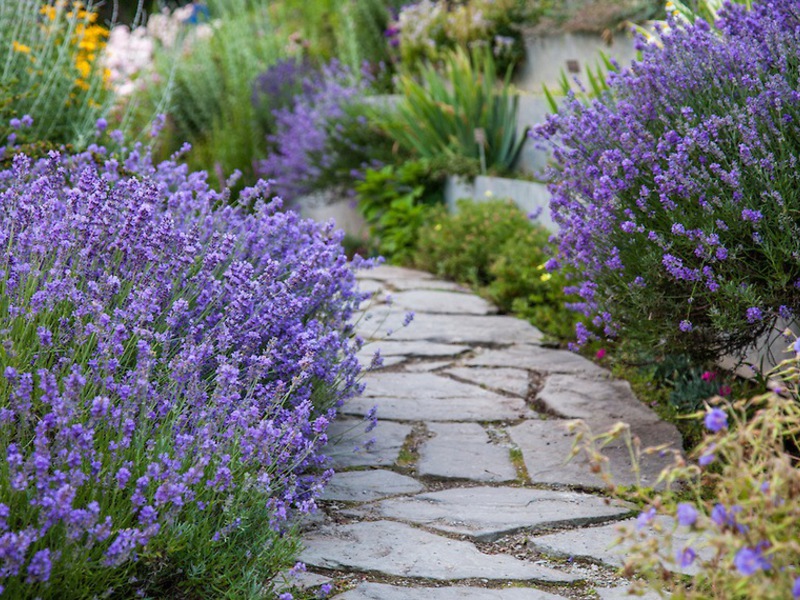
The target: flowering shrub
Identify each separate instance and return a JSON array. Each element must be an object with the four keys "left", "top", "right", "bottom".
[
  {"left": 389, "top": 0, "right": 525, "bottom": 75},
  {"left": 258, "top": 61, "right": 370, "bottom": 202},
  {"left": 0, "top": 1, "right": 111, "bottom": 148},
  {"left": 573, "top": 348, "right": 800, "bottom": 599},
  {"left": 535, "top": 0, "right": 800, "bottom": 362},
  {"left": 0, "top": 123, "right": 363, "bottom": 597},
  {"left": 414, "top": 199, "right": 579, "bottom": 340}
]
